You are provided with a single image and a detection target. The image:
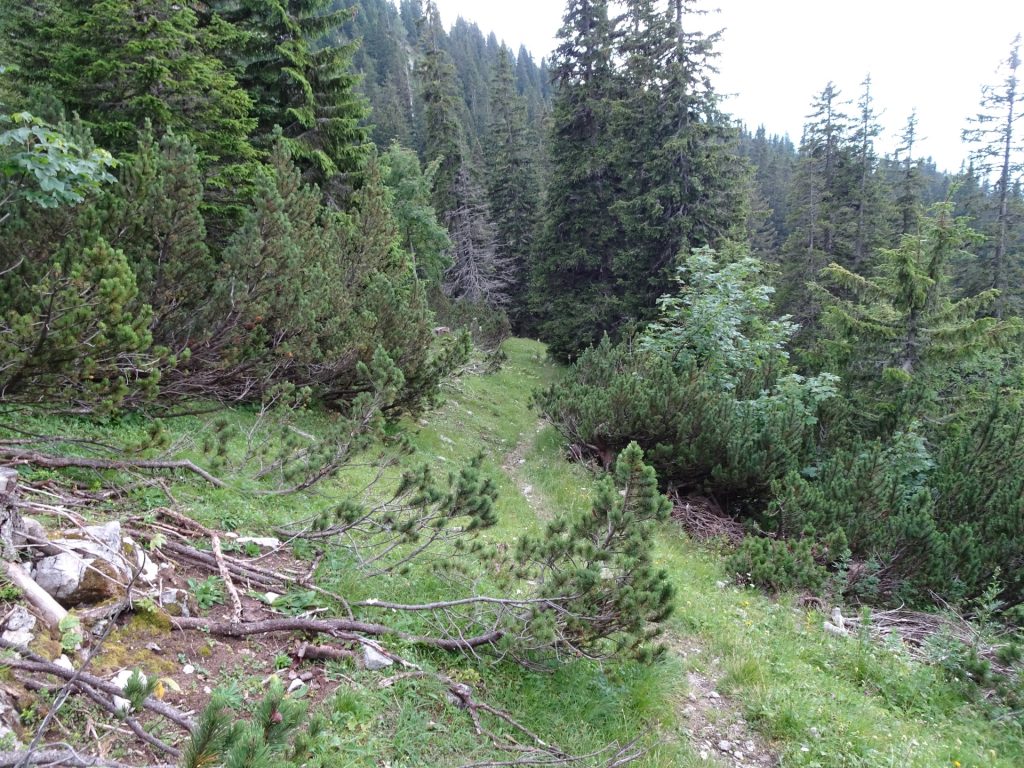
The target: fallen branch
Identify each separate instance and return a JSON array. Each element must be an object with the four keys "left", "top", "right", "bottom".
[
  {"left": 0, "top": 747, "right": 174, "bottom": 768},
  {"left": 170, "top": 615, "right": 503, "bottom": 652},
  {"left": 0, "top": 449, "right": 226, "bottom": 489},
  {"left": 19, "top": 676, "right": 181, "bottom": 758},
  {"left": 2, "top": 561, "right": 68, "bottom": 628},
  {"left": 0, "top": 651, "right": 195, "bottom": 733}
]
